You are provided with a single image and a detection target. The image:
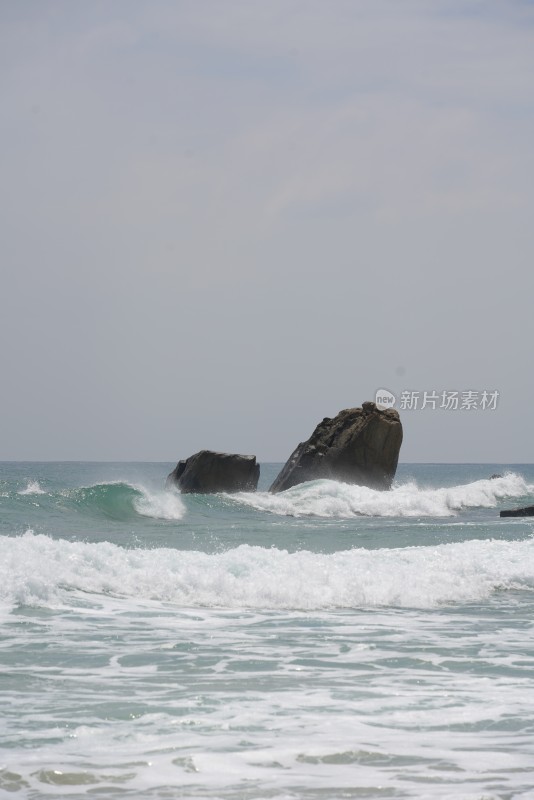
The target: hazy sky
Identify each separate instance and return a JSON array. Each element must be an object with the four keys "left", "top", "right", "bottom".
[{"left": 1, "top": 0, "right": 533, "bottom": 462}]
